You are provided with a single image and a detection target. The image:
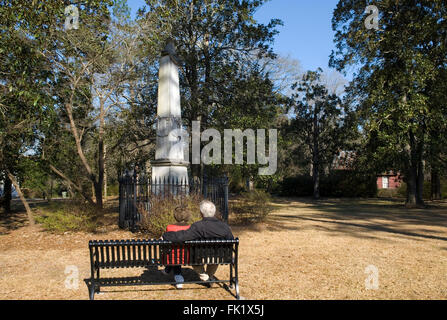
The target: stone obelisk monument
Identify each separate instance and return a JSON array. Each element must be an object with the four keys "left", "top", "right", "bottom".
[{"left": 151, "top": 41, "right": 189, "bottom": 188}]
